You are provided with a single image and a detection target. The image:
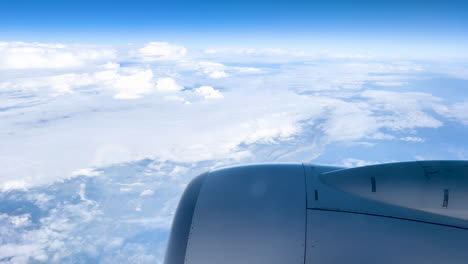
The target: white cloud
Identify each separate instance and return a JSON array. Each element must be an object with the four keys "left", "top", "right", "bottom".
[
  {"left": 204, "top": 49, "right": 217, "bottom": 54},
  {"left": 0, "top": 160, "right": 199, "bottom": 263},
  {"left": 239, "top": 114, "right": 301, "bottom": 144},
  {"left": 361, "top": 90, "right": 443, "bottom": 130},
  {"left": 400, "top": 136, "right": 425, "bottom": 142},
  {"left": 138, "top": 42, "right": 186, "bottom": 61},
  {"left": 198, "top": 61, "right": 229, "bottom": 79},
  {"left": 0, "top": 42, "right": 116, "bottom": 69},
  {"left": 194, "top": 61, "right": 263, "bottom": 78},
  {"left": 0, "top": 64, "right": 158, "bottom": 99},
  {"left": 1, "top": 41, "right": 467, "bottom": 190},
  {"left": 163, "top": 95, "right": 190, "bottom": 104},
  {"left": 140, "top": 189, "right": 154, "bottom": 196},
  {"left": 1, "top": 180, "right": 28, "bottom": 191},
  {"left": 169, "top": 166, "right": 189, "bottom": 177},
  {"left": 436, "top": 101, "right": 468, "bottom": 125},
  {"left": 195, "top": 86, "right": 224, "bottom": 99},
  {"left": 232, "top": 66, "right": 264, "bottom": 74},
  {"left": 341, "top": 158, "right": 379, "bottom": 167},
  {"left": 0, "top": 72, "right": 94, "bottom": 95},
  {"left": 0, "top": 214, "right": 31, "bottom": 228},
  {"left": 373, "top": 81, "right": 407, "bottom": 86},
  {"left": 0, "top": 194, "right": 102, "bottom": 263},
  {"left": 0, "top": 84, "right": 450, "bottom": 188},
  {"left": 202, "top": 47, "right": 375, "bottom": 61},
  {"left": 204, "top": 47, "right": 306, "bottom": 57},
  {"left": 318, "top": 100, "right": 380, "bottom": 142},
  {"left": 72, "top": 168, "right": 101, "bottom": 177},
  {"left": 317, "top": 49, "right": 372, "bottom": 59},
  {"left": 208, "top": 71, "right": 229, "bottom": 79},
  {"left": 155, "top": 77, "right": 183, "bottom": 92},
  {"left": 113, "top": 69, "right": 155, "bottom": 99},
  {"left": 313, "top": 90, "right": 447, "bottom": 143}
]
